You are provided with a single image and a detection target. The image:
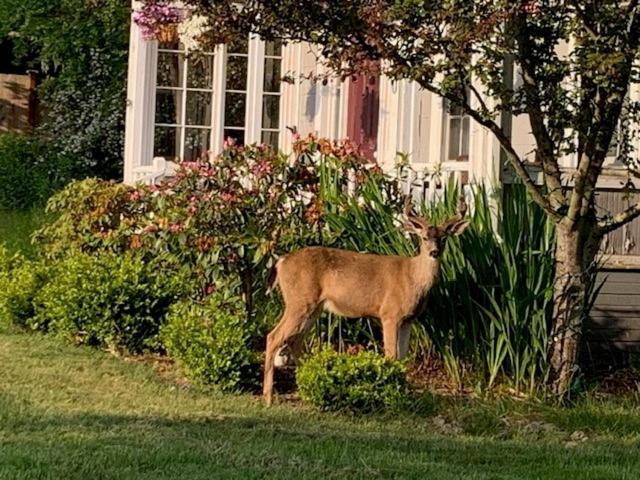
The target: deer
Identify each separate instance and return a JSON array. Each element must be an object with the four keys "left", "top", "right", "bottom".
[{"left": 262, "top": 196, "right": 470, "bottom": 404}]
